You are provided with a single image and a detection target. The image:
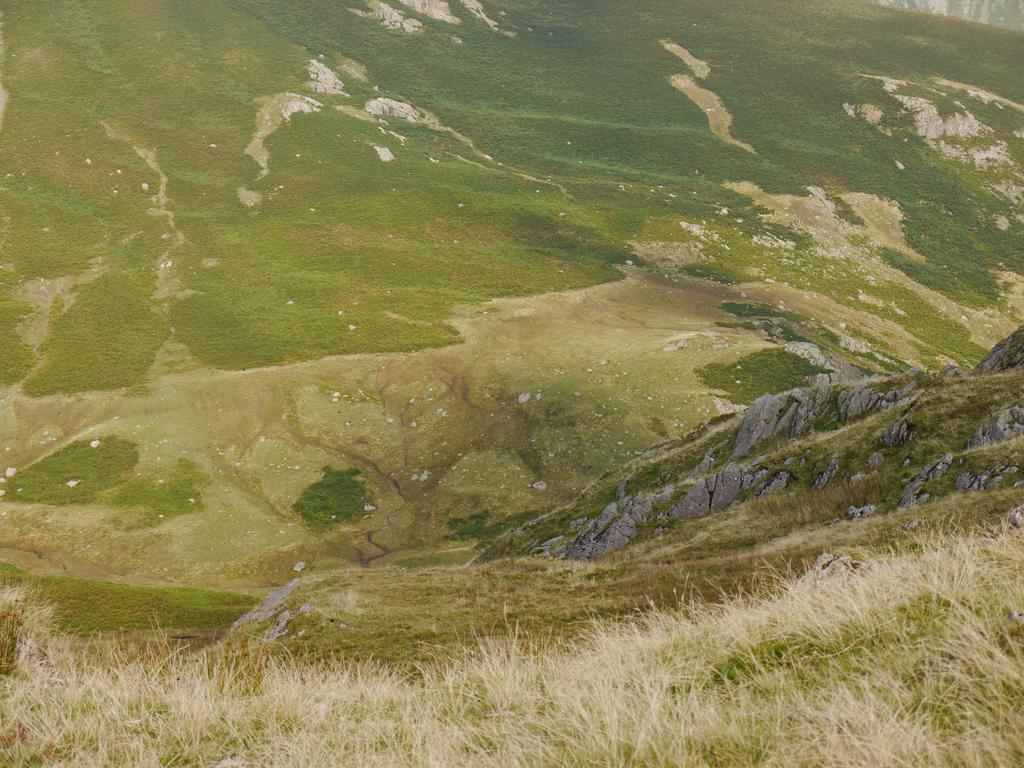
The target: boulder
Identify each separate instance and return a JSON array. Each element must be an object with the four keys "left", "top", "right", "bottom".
[
  {"left": 813, "top": 454, "right": 840, "bottom": 489},
  {"left": 977, "top": 326, "right": 1024, "bottom": 373},
  {"left": 880, "top": 414, "right": 915, "bottom": 447},
  {"left": 565, "top": 487, "right": 674, "bottom": 560},
  {"left": 898, "top": 453, "right": 953, "bottom": 508},
  {"left": 797, "top": 553, "right": 865, "bottom": 587},
  {"left": 847, "top": 504, "right": 876, "bottom": 519},
  {"left": 966, "top": 406, "right": 1024, "bottom": 449},
  {"left": 837, "top": 379, "right": 917, "bottom": 422},
  {"left": 731, "top": 377, "right": 832, "bottom": 459}
]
